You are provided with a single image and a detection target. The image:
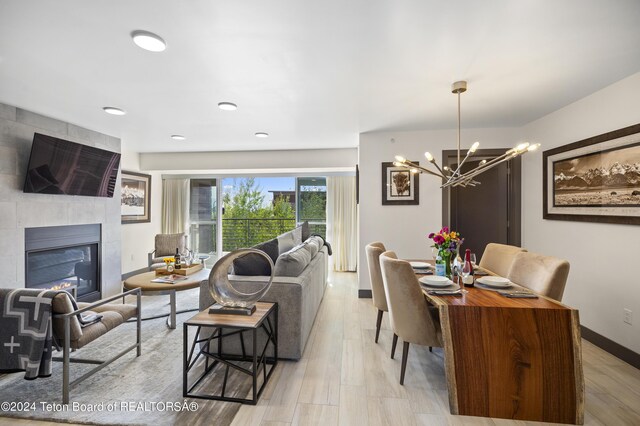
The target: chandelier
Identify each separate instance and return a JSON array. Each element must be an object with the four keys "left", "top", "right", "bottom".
[{"left": 393, "top": 81, "right": 540, "bottom": 188}]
